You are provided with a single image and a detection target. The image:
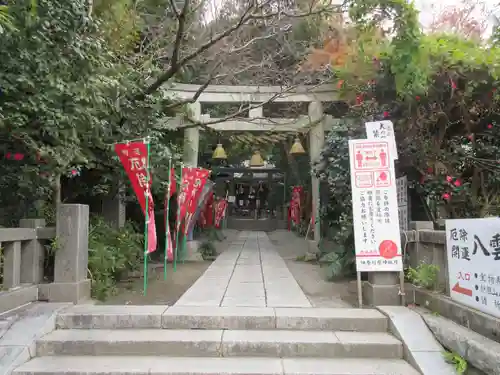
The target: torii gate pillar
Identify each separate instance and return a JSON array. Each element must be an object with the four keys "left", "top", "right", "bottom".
[
  {"left": 183, "top": 102, "right": 201, "bottom": 168},
  {"left": 308, "top": 101, "right": 325, "bottom": 244}
]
